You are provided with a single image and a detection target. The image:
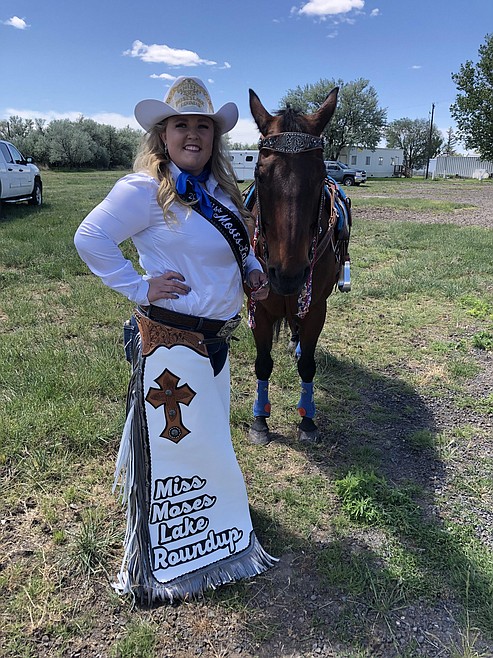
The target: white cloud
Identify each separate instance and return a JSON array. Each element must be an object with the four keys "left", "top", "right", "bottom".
[
  {"left": 411, "top": 65, "right": 422, "bottom": 70},
  {"left": 370, "top": 8, "right": 380, "bottom": 16},
  {"left": 298, "top": 0, "right": 364, "bottom": 17},
  {"left": 123, "top": 40, "right": 216, "bottom": 67},
  {"left": 150, "top": 73, "right": 177, "bottom": 80},
  {"left": 3, "top": 108, "right": 80, "bottom": 122},
  {"left": 91, "top": 112, "right": 140, "bottom": 130},
  {"left": 2, "top": 108, "right": 140, "bottom": 130},
  {"left": 3, "top": 16, "right": 29, "bottom": 29},
  {"left": 228, "top": 118, "right": 260, "bottom": 145}
]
